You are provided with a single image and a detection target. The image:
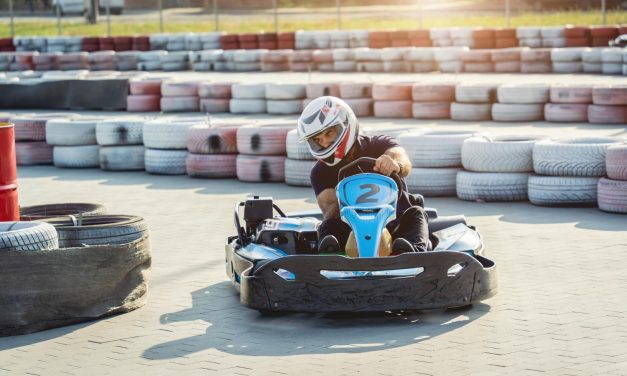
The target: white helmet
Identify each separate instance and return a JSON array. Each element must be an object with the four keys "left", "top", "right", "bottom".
[{"left": 297, "top": 96, "right": 359, "bottom": 166}]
